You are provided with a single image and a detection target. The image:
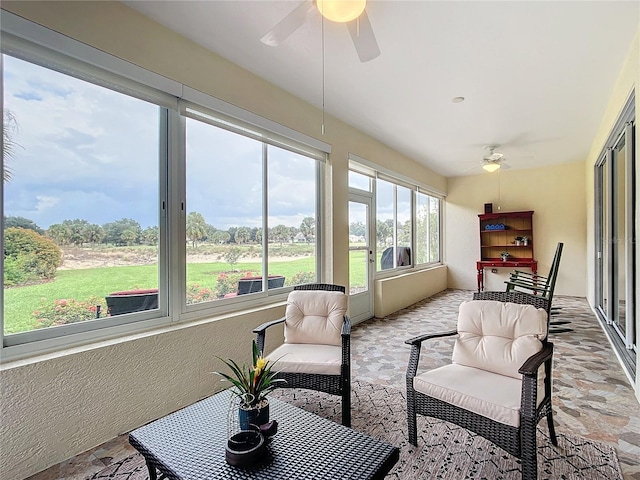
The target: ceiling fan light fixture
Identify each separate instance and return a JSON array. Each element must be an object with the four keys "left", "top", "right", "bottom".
[
  {"left": 482, "top": 162, "right": 501, "bottom": 173},
  {"left": 317, "top": 0, "right": 366, "bottom": 23}
]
